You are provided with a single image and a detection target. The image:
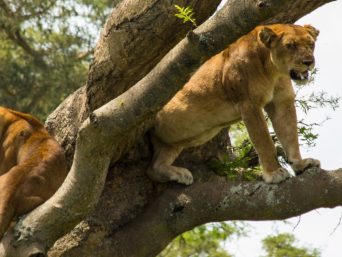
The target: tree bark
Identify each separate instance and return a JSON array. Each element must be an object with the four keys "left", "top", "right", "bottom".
[
  {"left": 0, "top": 0, "right": 337, "bottom": 257},
  {"left": 50, "top": 168, "right": 342, "bottom": 257}
]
